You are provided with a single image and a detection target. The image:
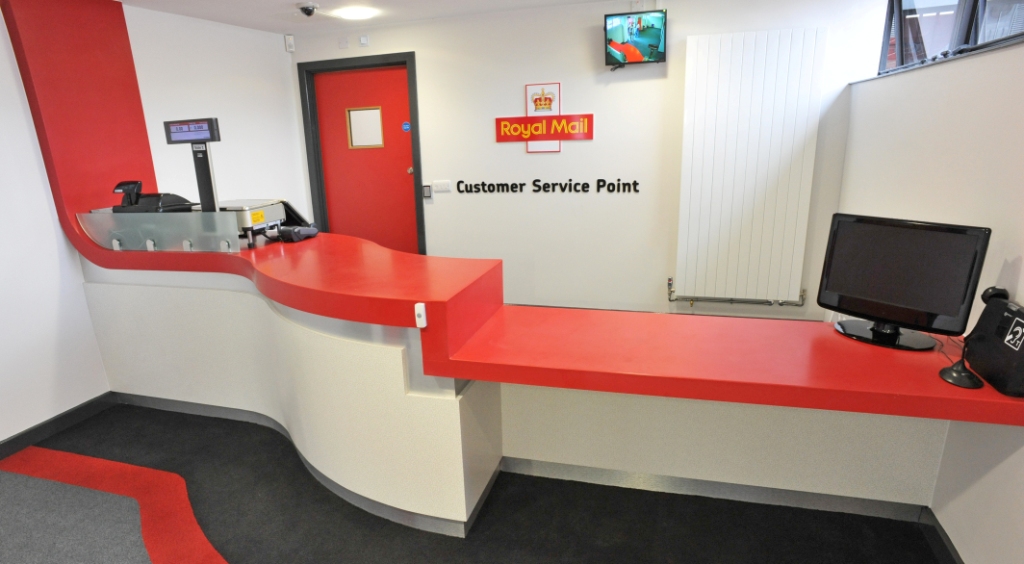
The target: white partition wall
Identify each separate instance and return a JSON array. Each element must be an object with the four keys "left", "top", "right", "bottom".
[
  {"left": 501, "top": 384, "right": 948, "bottom": 506},
  {"left": 675, "top": 29, "right": 826, "bottom": 302}
]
